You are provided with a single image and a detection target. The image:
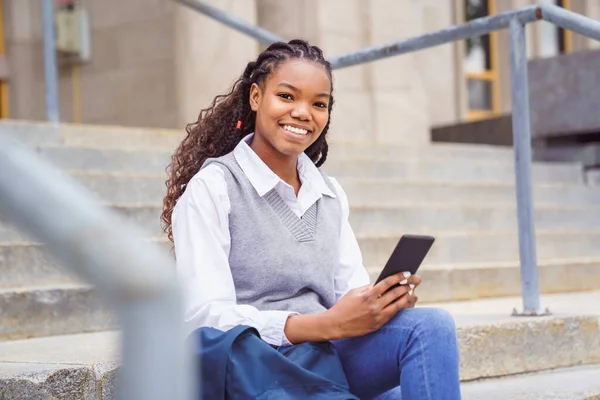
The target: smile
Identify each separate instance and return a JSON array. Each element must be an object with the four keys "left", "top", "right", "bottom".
[{"left": 281, "top": 124, "right": 310, "bottom": 136}]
